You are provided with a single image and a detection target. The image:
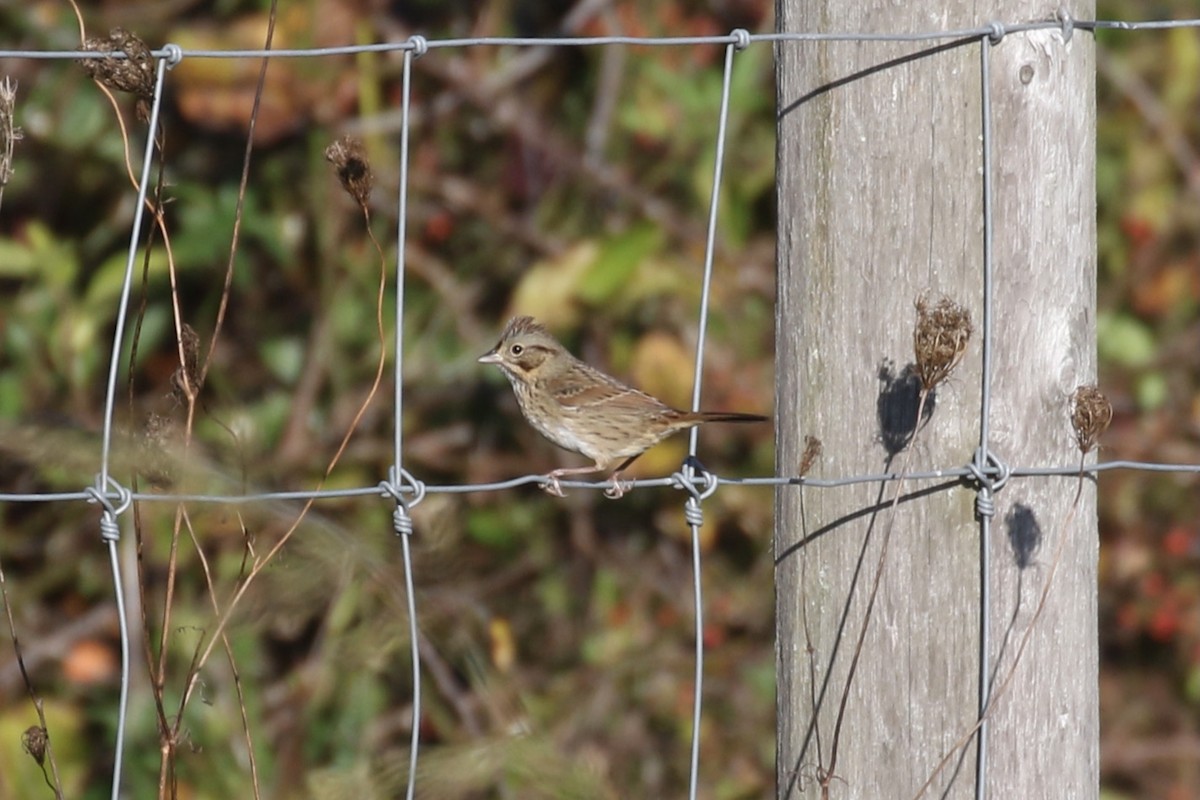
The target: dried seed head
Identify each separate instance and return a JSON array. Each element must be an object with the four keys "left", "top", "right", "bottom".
[
  {"left": 798, "top": 435, "right": 823, "bottom": 478},
  {"left": 21, "top": 725, "right": 47, "bottom": 766},
  {"left": 913, "top": 293, "right": 972, "bottom": 391},
  {"left": 0, "top": 77, "right": 20, "bottom": 189},
  {"left": 80, "top": 28, "right": 156, "bottom": 115},
  {"left": 325, "top": 135, "right": 373, "bottom": 209},
  {"left": 1070, "top": 385, "right": 1111, "bottom": 454}
]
